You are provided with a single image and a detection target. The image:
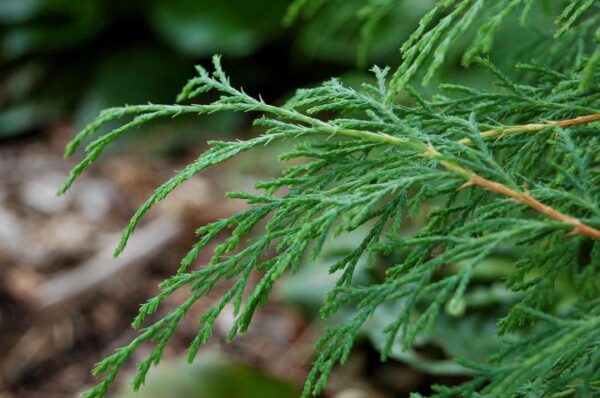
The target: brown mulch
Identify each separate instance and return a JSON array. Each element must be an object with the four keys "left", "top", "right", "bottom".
[{"left": 0, "top": 127, "right": 310, "bottom": 398}]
